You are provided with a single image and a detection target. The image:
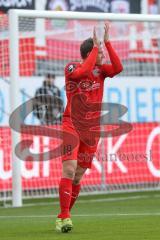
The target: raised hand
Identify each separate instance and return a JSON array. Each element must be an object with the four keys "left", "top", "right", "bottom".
[
  {"left": 93, "top": 27, "right": 100, "bottom": 47},
  {"left": 104, "top": 22, "right": 110, "bottom": 42}
]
